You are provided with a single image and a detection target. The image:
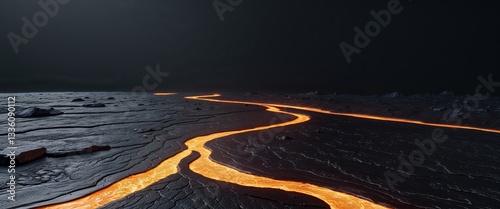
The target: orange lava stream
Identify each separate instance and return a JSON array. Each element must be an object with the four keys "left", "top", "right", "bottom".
[
  {"left": 185, "top": 104, "right": 388, "bottom": 209},
  {"left": 38, "top": 149, "right": 191, "bottom": 209},
  {"left": 190, "top": 94, "right": 500, "bottom": 134},
  {"left": 39, "top": 94, "right": 389, "bottom": 209}
]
